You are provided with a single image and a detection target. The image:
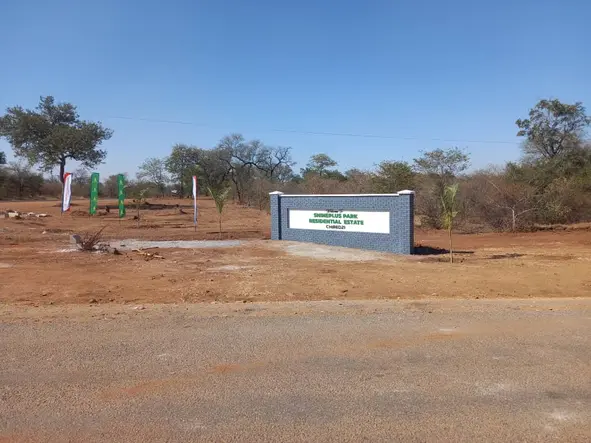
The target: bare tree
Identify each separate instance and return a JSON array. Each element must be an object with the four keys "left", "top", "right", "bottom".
[
  {"left": 486, "top": 178, "right": 538, "bottom": 231},
  {"left": 216, "top": 134, "right": 294, "bottom": 205}
]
